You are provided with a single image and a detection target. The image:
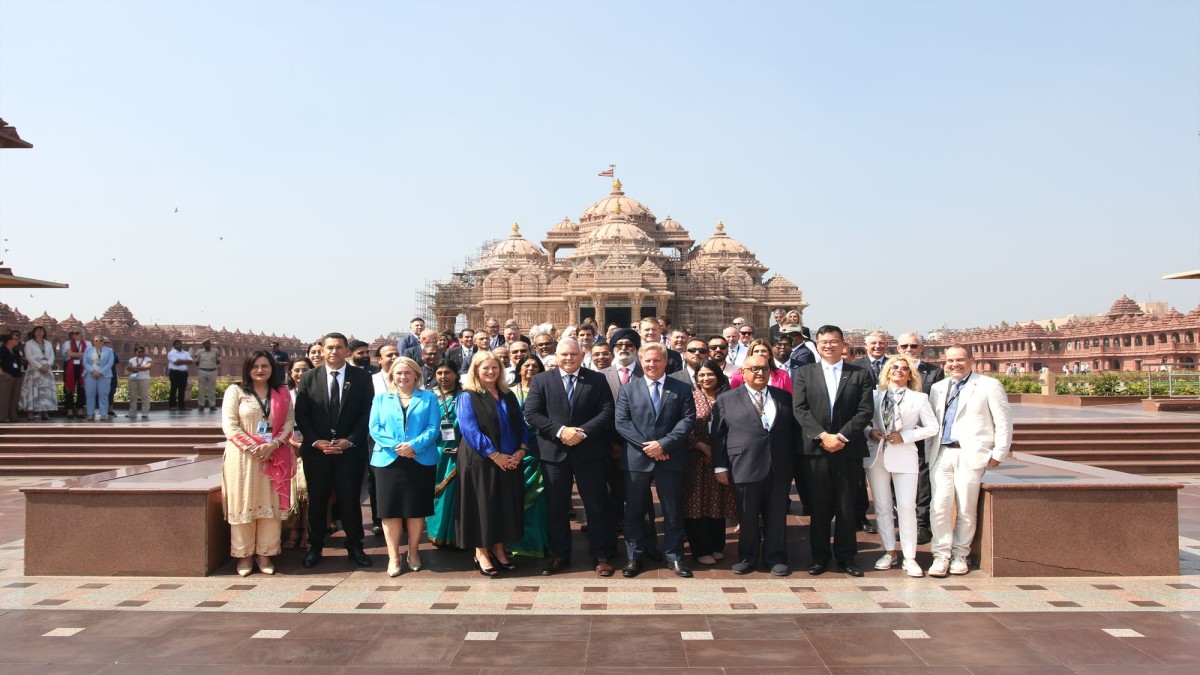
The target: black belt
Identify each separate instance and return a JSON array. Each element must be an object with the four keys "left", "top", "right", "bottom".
[
  {"left": 942, "top": 442, "right": 960, "bottom": 448},
  {"left": 199, "top": 368, "right": 217, "bottom": 371}
]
